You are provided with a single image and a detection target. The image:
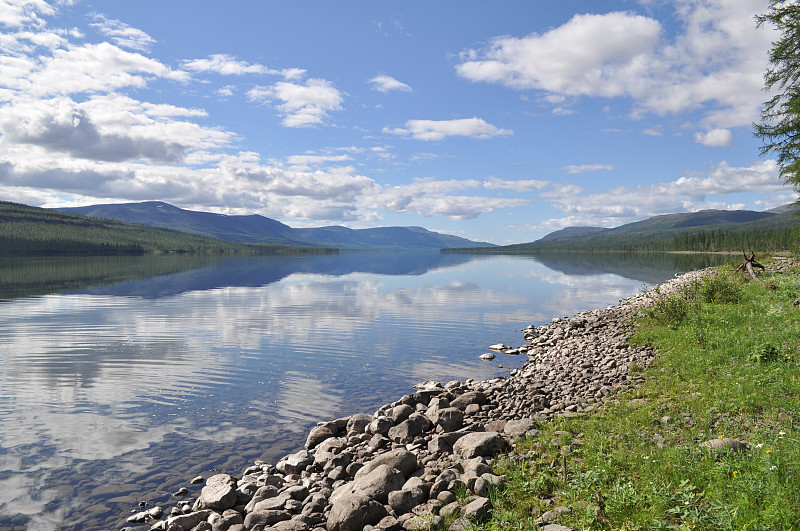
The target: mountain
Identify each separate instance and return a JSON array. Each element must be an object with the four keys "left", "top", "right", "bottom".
[
  {"left": 445, "top": 205, "right": 799, "bottom": 254},
  {"left": 538, "top": 226, "right": 609, "bottom": 241},
  {"left": 56, "top": 201, "right": 496, "bottom": 250}
]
